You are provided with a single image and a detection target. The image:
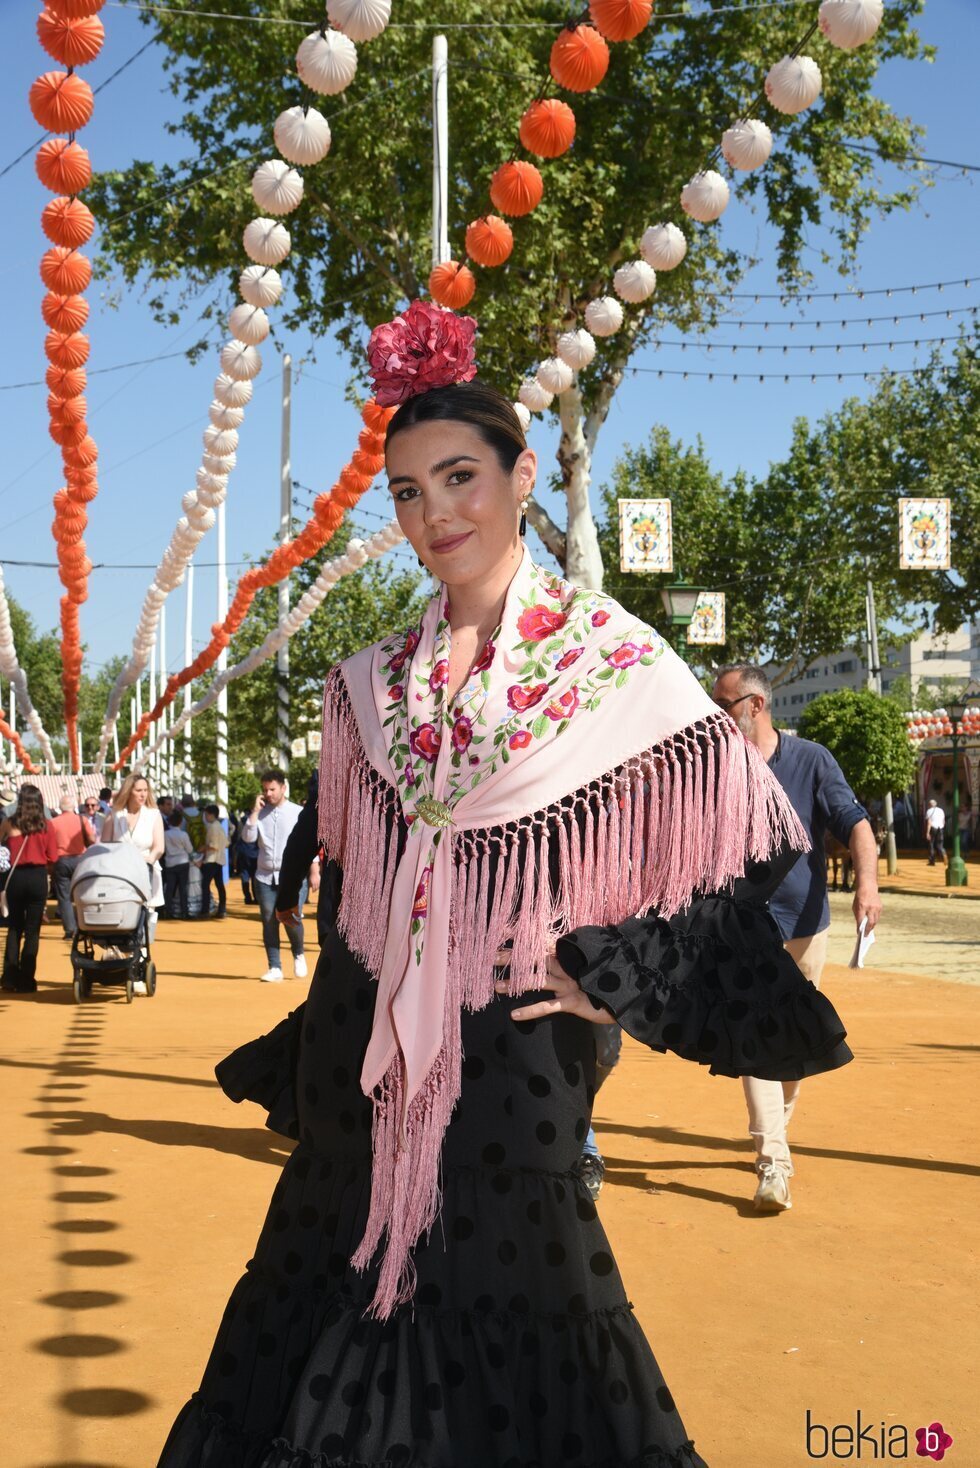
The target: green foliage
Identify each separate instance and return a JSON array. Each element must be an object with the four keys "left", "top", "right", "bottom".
[
  {"left": 88, "top": 0, "right": 929, "bottom": 412},
  {"left": 798, "top": 688, "right": 917, "bottom": 800},
  {"left": 596, "top": 334, "right": 980, "bottom": 676}
]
